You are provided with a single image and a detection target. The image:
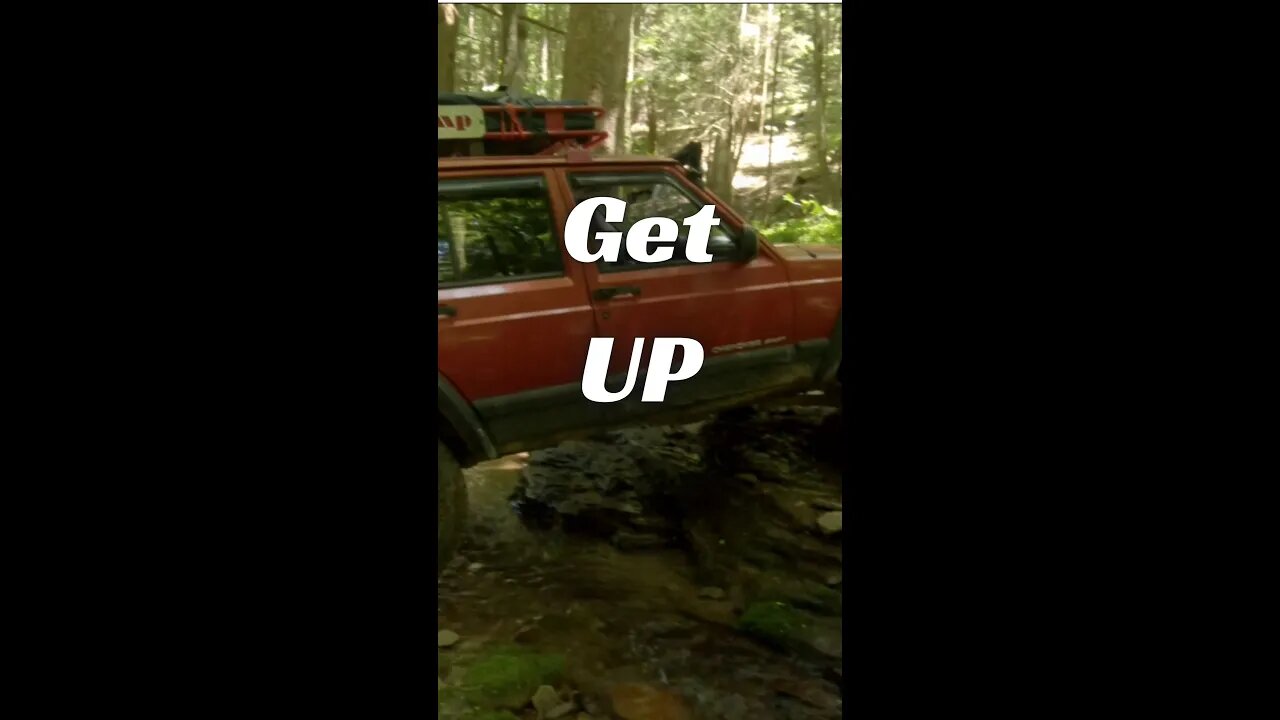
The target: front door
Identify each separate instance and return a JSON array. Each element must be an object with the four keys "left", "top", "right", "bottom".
[{"left": 557, "top": 167, "right": 798, "bottom": 419}]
